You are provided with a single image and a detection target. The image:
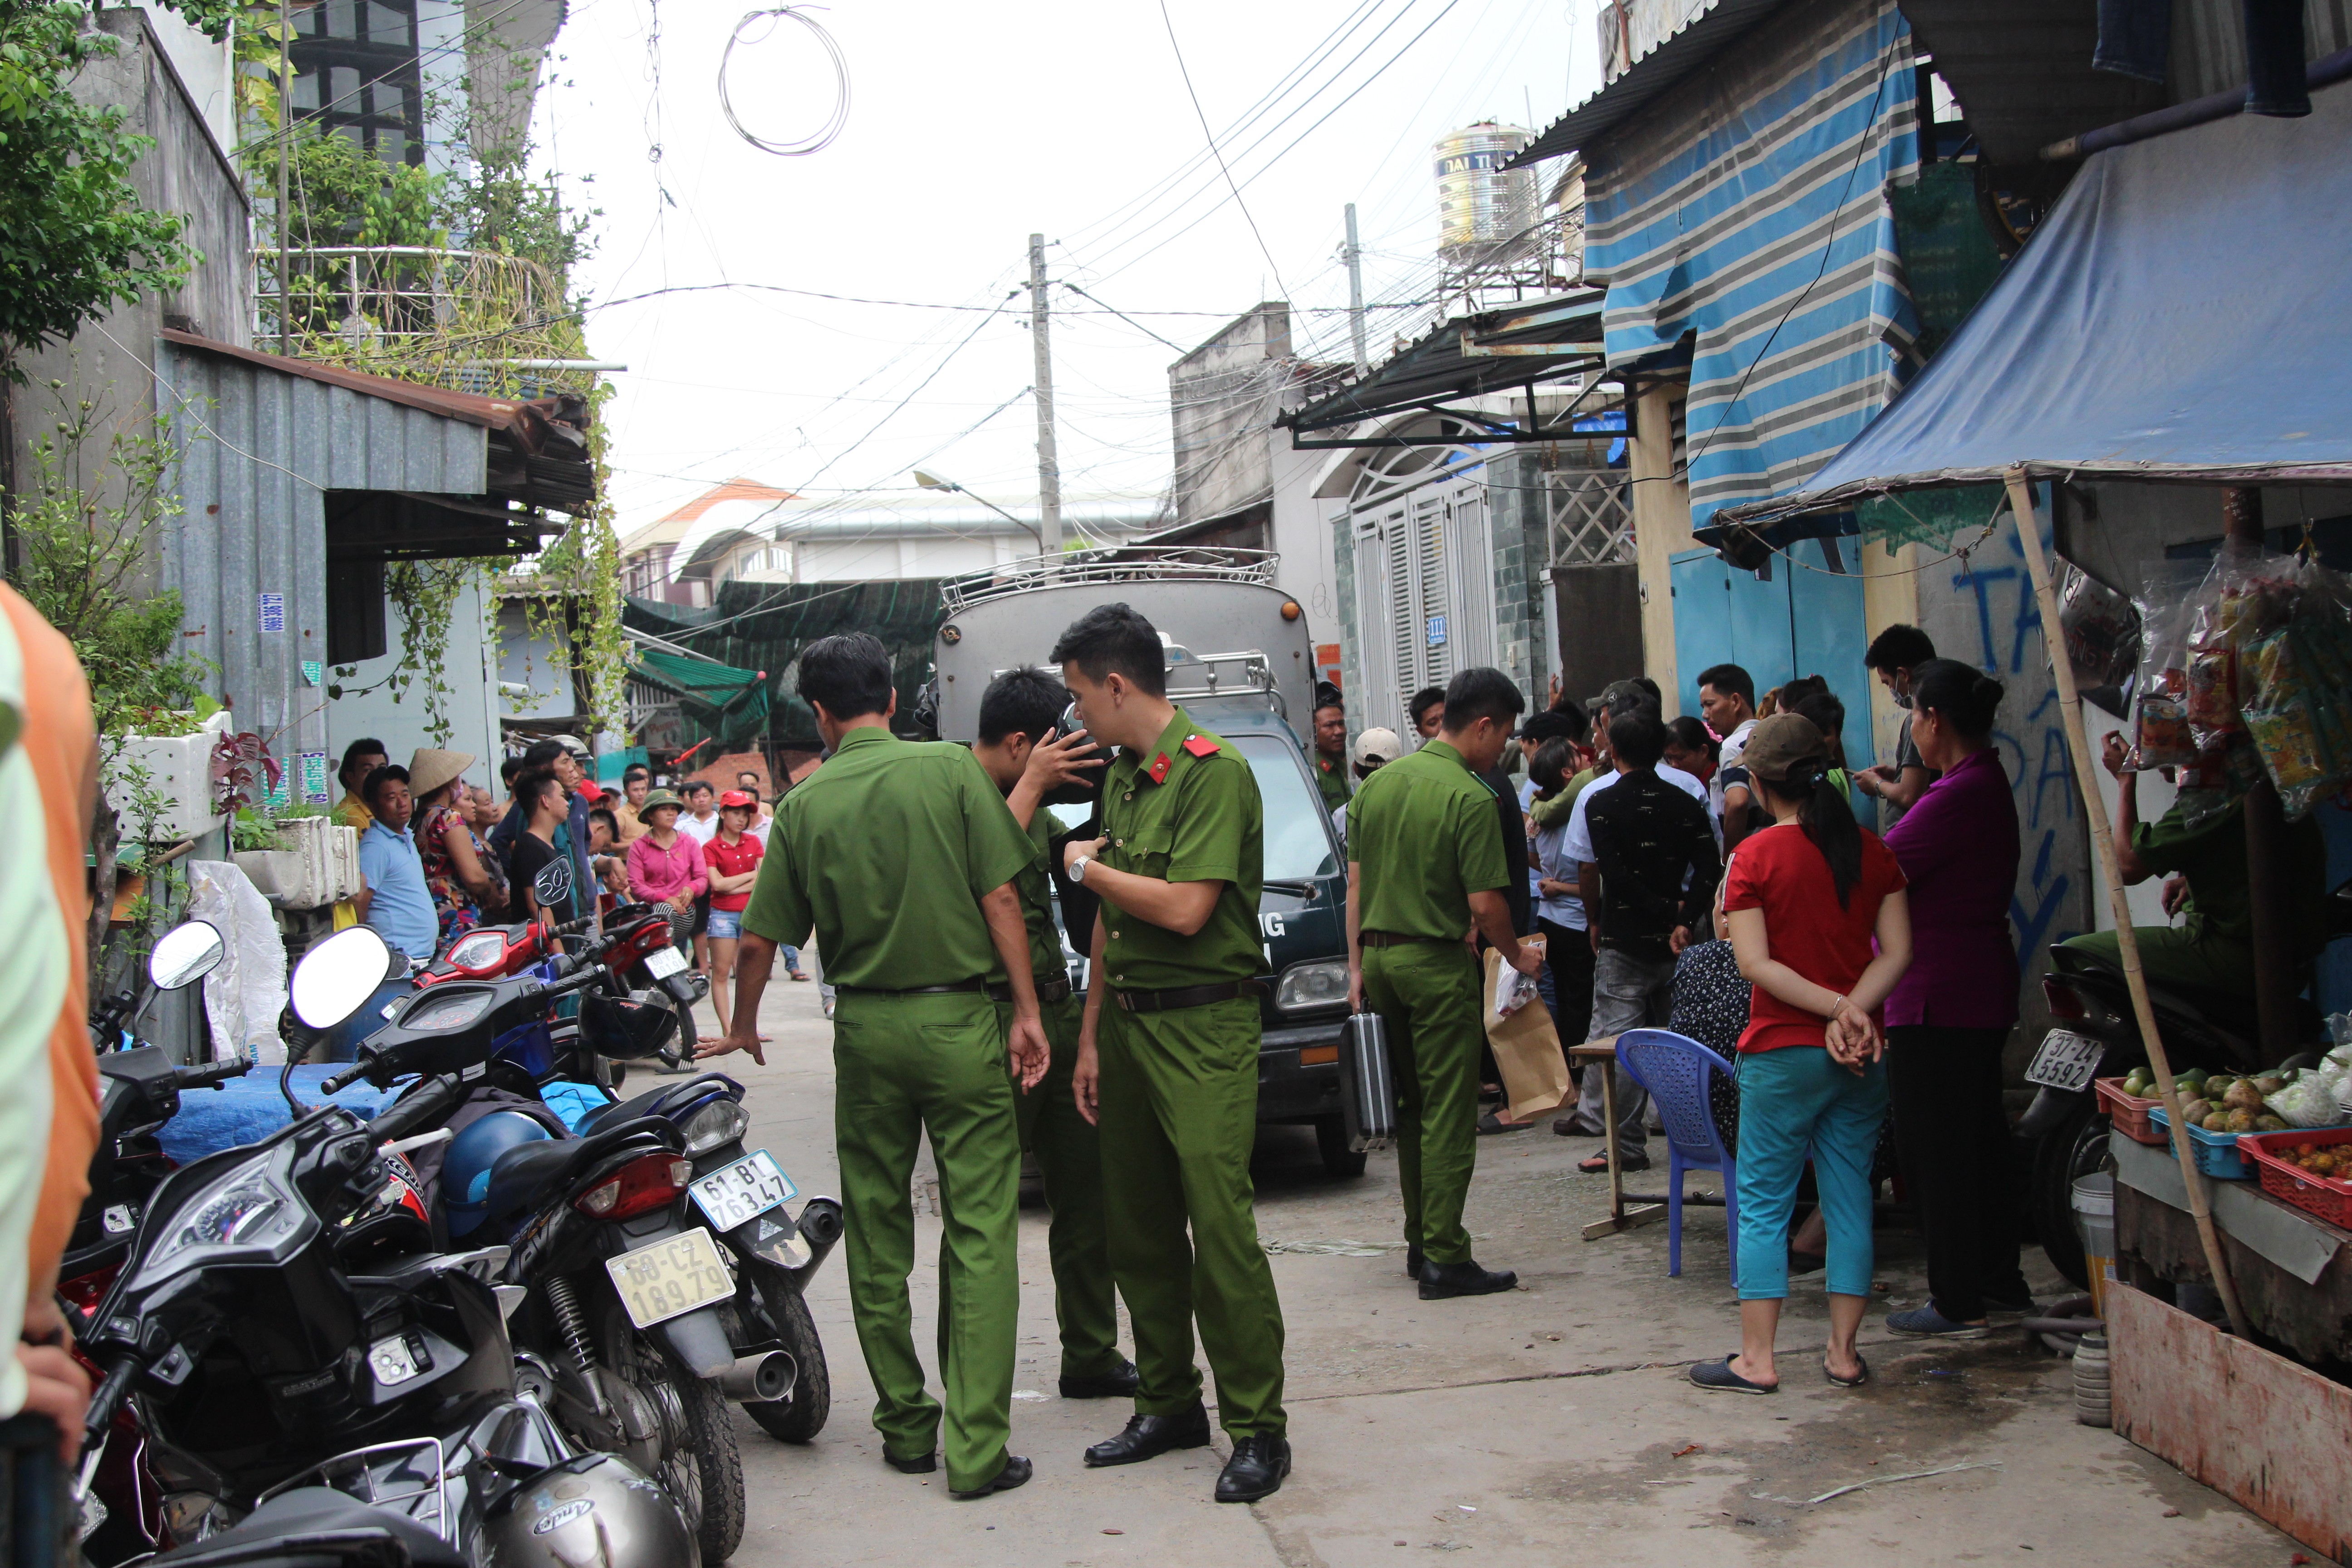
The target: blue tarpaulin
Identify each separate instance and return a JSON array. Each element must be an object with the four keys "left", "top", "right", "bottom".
[{"left": 1714, "top": 79, "right": 2352, "bottom": 531}]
